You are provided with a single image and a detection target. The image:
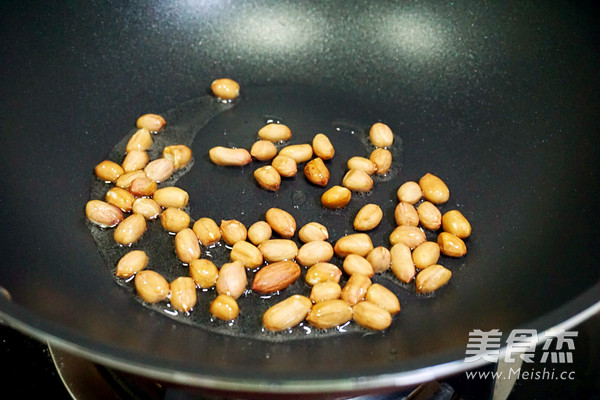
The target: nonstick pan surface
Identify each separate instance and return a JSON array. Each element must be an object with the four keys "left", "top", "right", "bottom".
[{"left": 0, "top": 0, "right": 599, "bottom": 395}]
